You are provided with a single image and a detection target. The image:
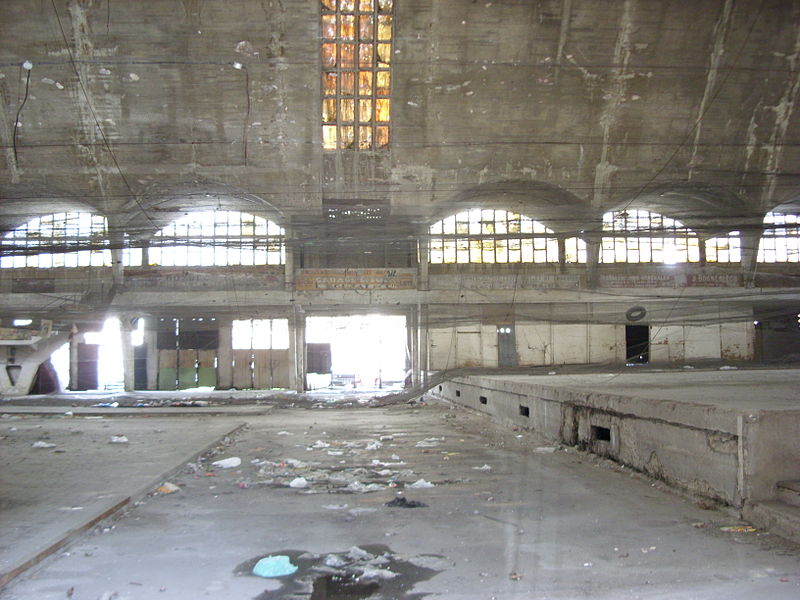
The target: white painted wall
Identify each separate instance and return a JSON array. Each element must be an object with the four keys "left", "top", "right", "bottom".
[{"left": 429, "top": 321, "right": 753, "bottom": 369}]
